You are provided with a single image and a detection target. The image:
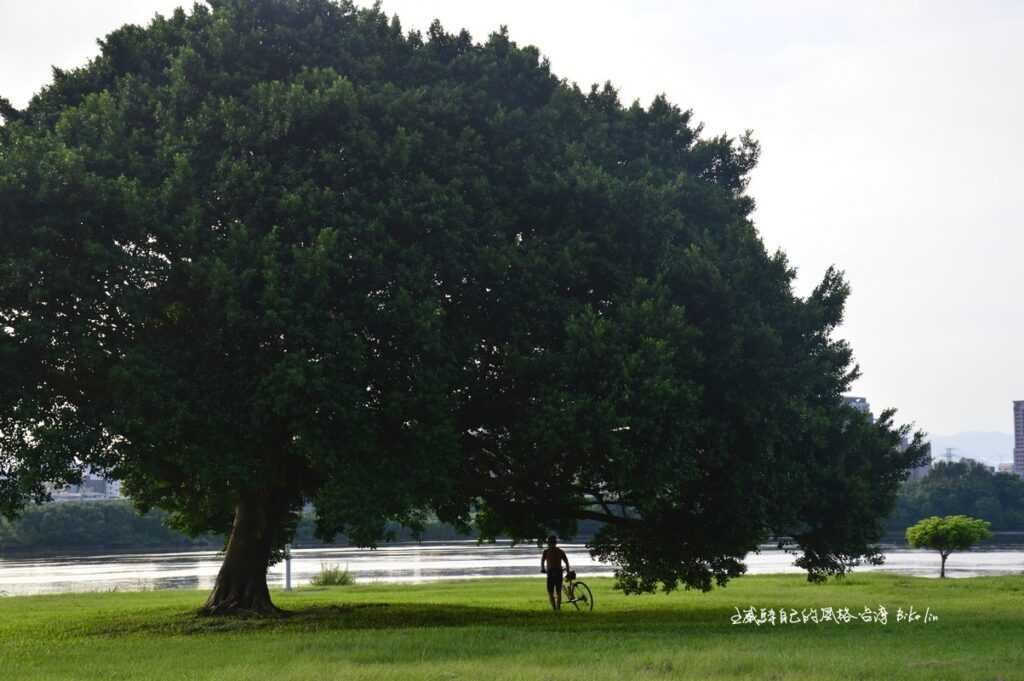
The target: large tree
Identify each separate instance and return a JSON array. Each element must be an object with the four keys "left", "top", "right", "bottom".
[{"left": 0, "top": 0, "right": 926, "bottom": 613}]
